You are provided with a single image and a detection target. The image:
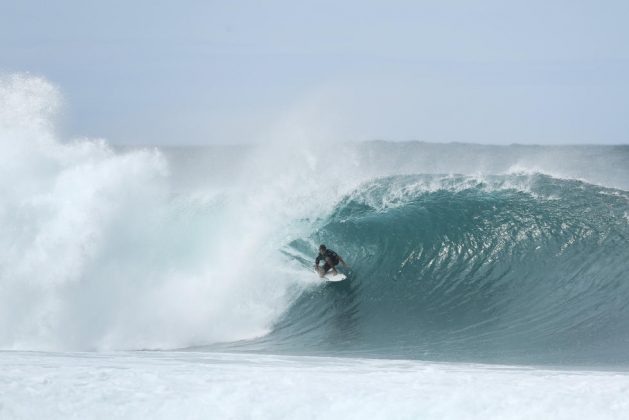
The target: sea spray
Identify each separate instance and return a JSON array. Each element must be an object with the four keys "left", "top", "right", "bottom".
[{"left": 0, "top": 74, "right": 301, "bottom": 351}]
